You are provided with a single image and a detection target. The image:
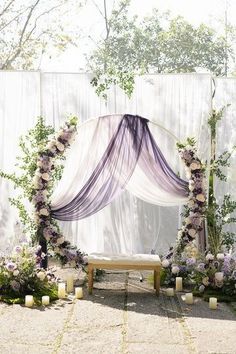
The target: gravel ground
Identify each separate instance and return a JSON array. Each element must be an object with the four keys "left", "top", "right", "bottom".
[{"left": 0, "top": 268, "right": 235, "bottom": 354}]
